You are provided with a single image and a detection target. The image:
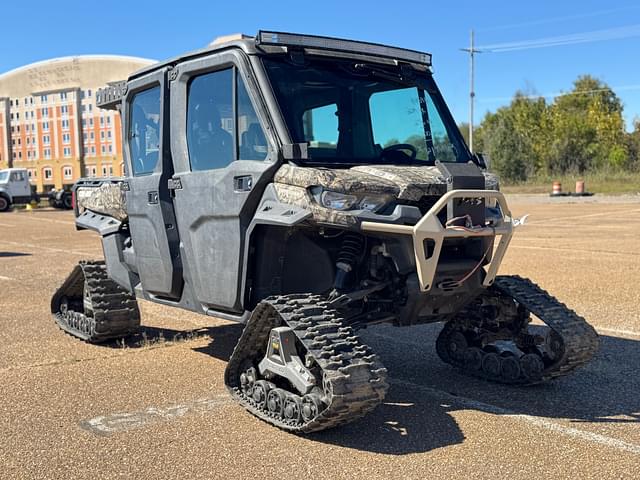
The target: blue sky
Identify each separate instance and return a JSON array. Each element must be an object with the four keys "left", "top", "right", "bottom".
[{"left": 3, "top": 0, "right": 639, "bottom": 130}]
